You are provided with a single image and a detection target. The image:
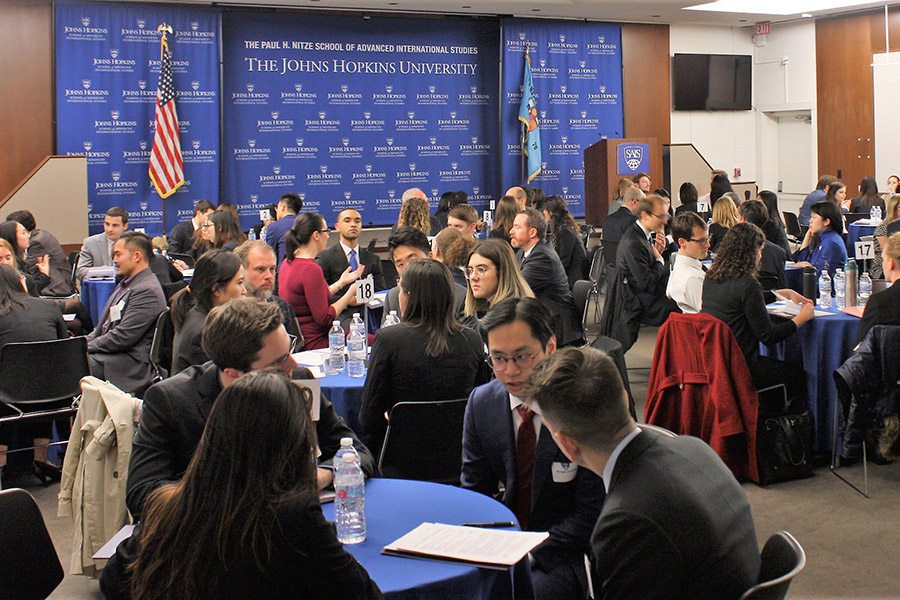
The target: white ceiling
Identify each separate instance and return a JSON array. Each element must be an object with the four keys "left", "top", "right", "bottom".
[{"left": 104, "top": 0, "right": 895, "bottom": 27}]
